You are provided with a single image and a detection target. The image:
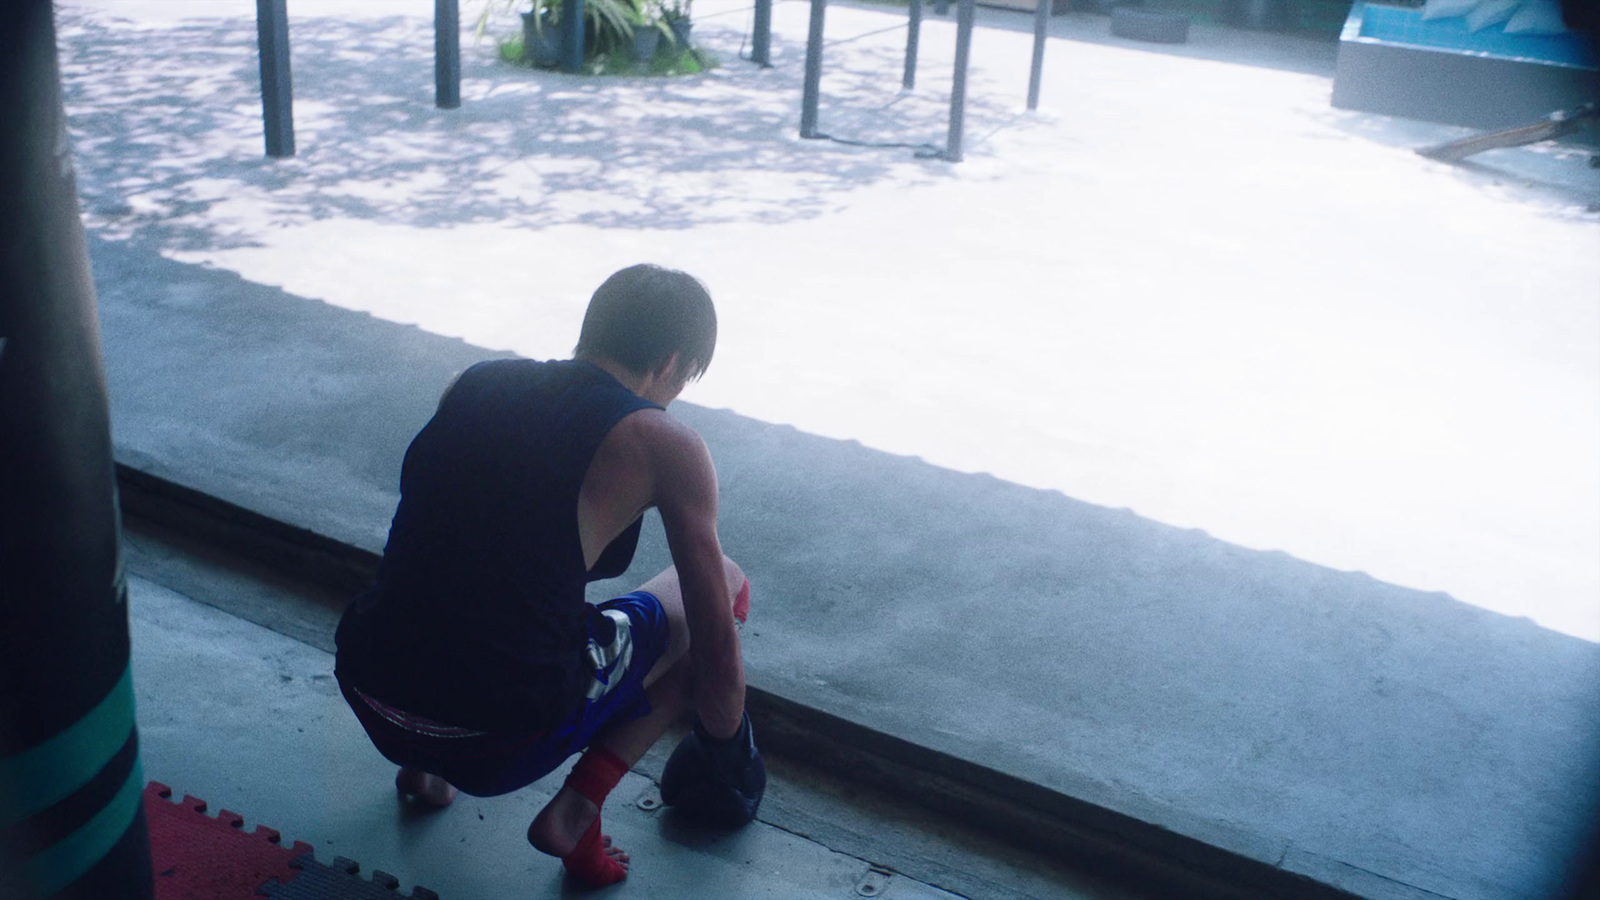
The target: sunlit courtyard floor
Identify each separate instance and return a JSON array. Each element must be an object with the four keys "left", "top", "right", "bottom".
[
  {"left": 57, "top": 1, "right": 1600, "bottom": 898},
  {"left": 62, "top": 0, "right": 1599, "bottom": 642}
]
